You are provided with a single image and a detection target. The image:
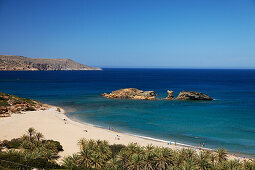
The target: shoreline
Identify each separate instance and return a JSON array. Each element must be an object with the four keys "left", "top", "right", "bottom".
[
  {"left": 66, "top": 113, "right": 254, "bottom": 159},
  {"left": 66, "top": 113, "right": 210, "bottom": 150},
  {"left": 0, "top": 106, "right": 249, "bottom": 162}
]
